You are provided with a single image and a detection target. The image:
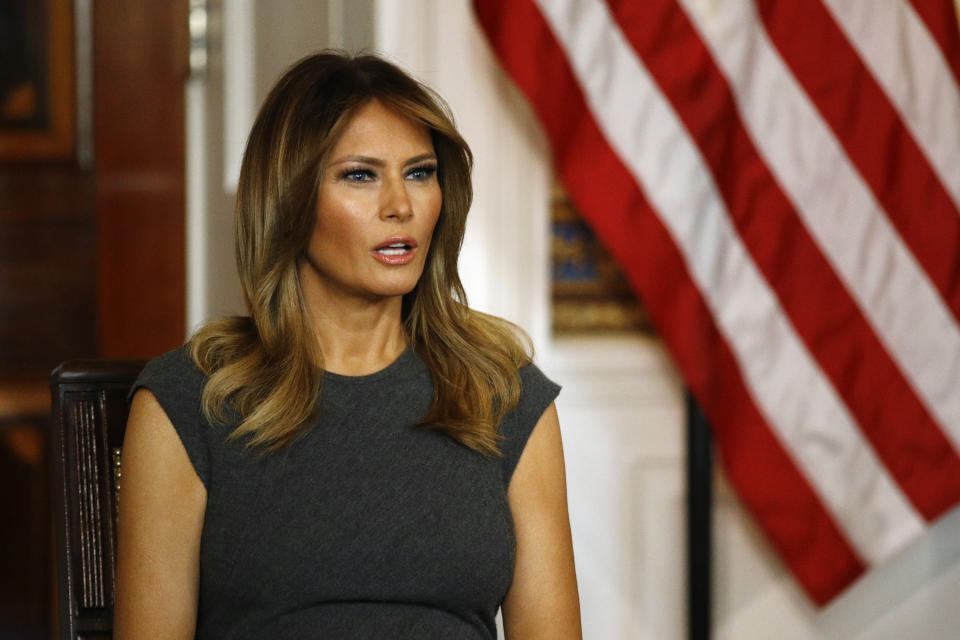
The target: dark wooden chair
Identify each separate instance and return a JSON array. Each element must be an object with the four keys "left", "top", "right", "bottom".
[{"left": 50, "top": 360, "right": 146, "bottom": 640}]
